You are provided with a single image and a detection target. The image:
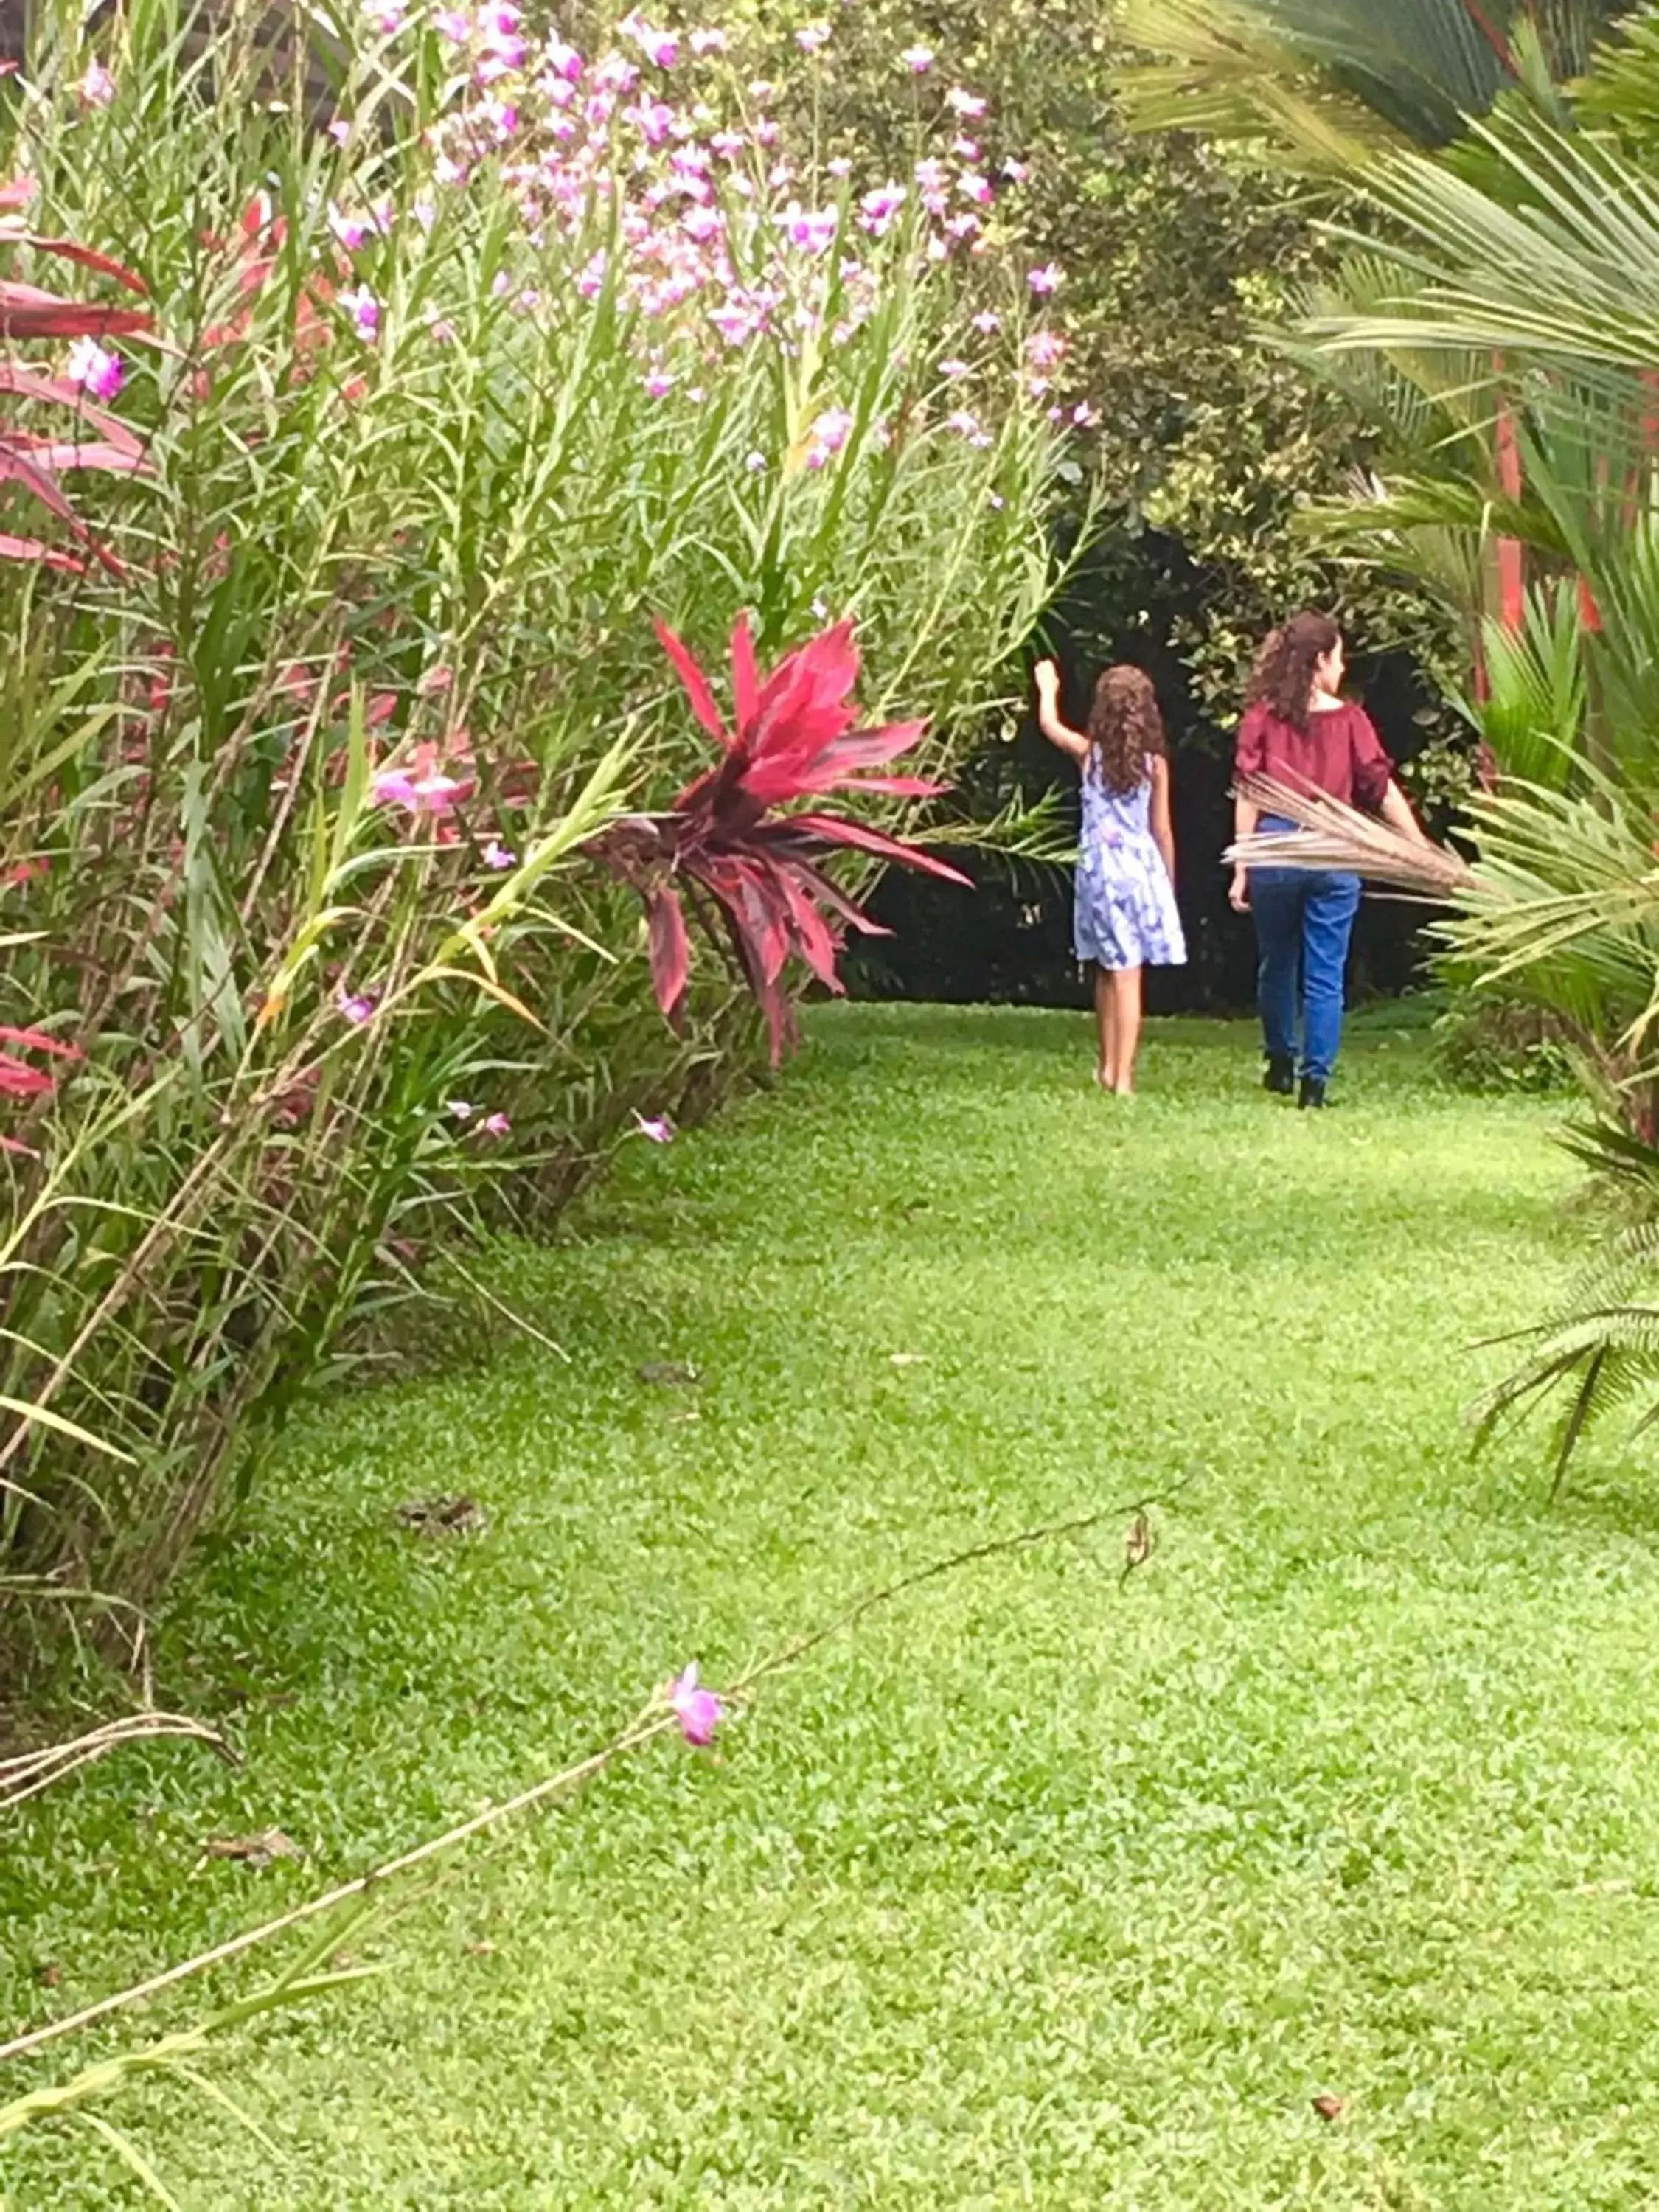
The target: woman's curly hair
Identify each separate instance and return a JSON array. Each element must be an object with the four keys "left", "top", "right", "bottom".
[
  {"left": 1247, "top": 611, "right": 1341, "bottom": 731},
  {"left": 1086, "top": 665, "right": 1166, "bottom": 795}
]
